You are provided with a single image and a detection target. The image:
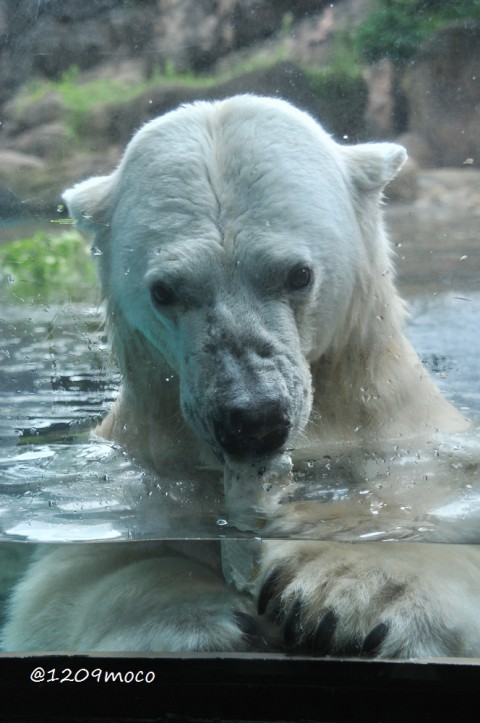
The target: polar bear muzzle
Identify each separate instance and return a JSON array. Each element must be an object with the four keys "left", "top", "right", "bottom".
[{"left": 212, "top": 396, "right": 292, "bottom": 459}]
